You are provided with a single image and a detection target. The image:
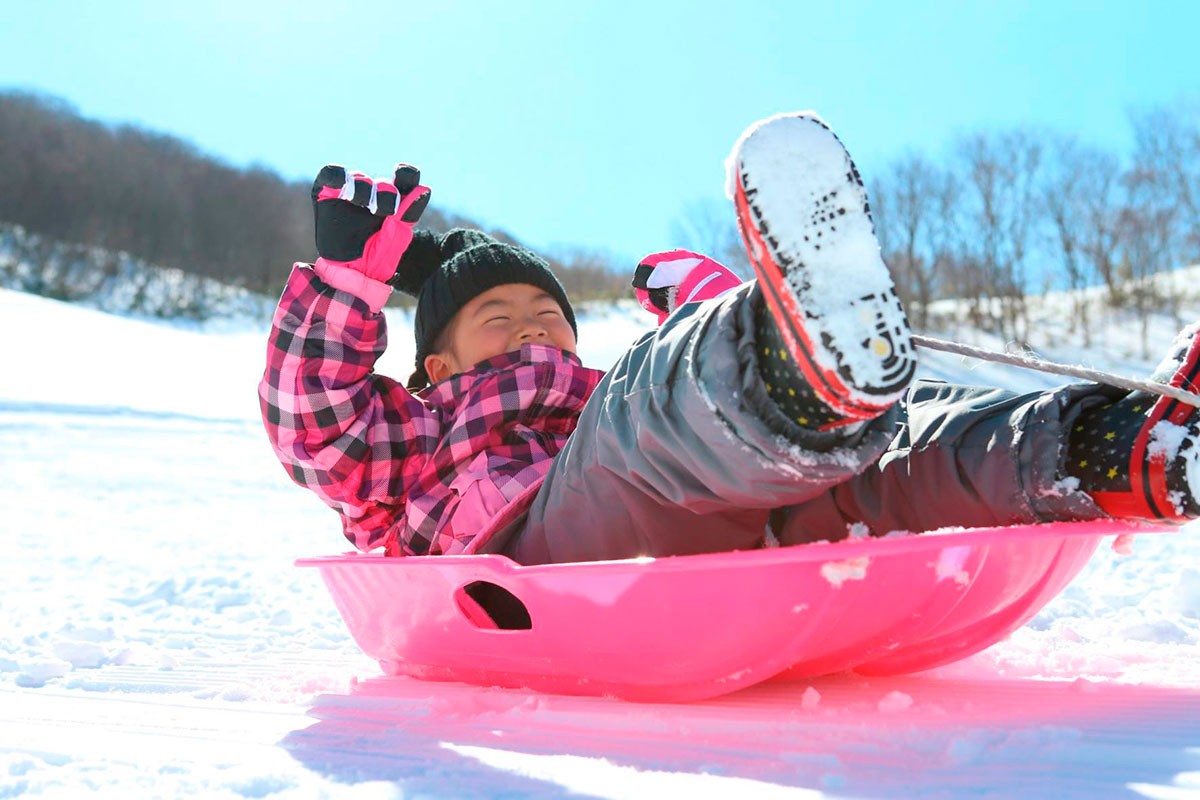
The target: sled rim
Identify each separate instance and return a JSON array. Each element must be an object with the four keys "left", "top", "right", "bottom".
[
  {"left": 296, "top": 518, "right": 1152, "bottom": 572},
  {"left": 298, "top": 520, "right": 1166, "bottom": 702}
]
